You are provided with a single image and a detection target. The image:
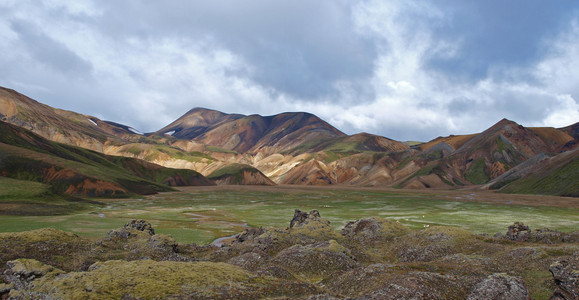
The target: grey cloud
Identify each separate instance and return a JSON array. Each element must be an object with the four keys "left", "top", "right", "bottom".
[
  {"left": 10, "top": 20, "right": 93, "bottom": 77},
  {"left": 95, "top": 0, "right": 377, "bottom": 101},
  {"left": 1, "top": 1, "right": 578, "bottom": 142},
  {"left": 424, "top": 0, "right": 579, "bottom": 83}
]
